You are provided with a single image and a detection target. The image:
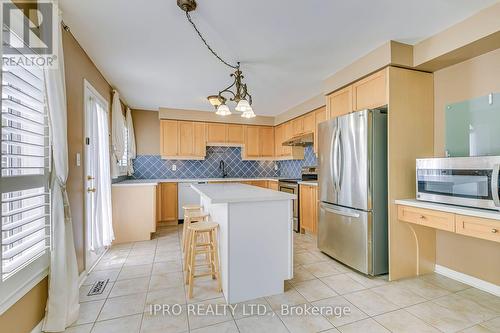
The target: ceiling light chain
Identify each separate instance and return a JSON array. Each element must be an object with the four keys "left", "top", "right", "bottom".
[
  {"left": 184, "top": 10, "right": 239, "bottom": 70},
  {"left": 178, "top": 0, "right": 256, "bottom": 118}
]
